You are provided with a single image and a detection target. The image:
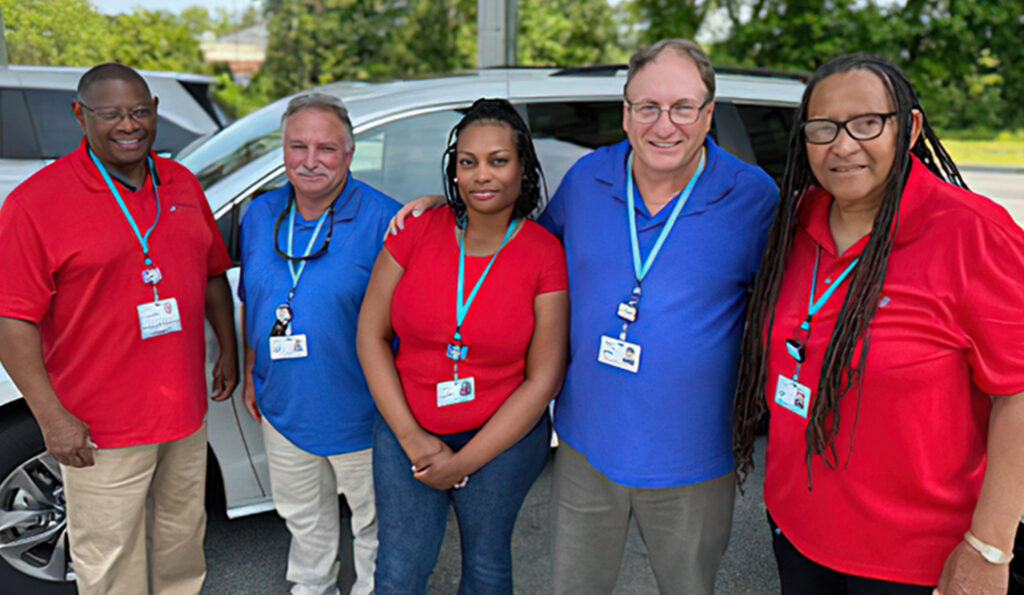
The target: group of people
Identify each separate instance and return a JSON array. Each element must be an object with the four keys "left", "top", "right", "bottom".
[{"left": 0, "top": 34, "right": 1020, "bottom": 595}]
